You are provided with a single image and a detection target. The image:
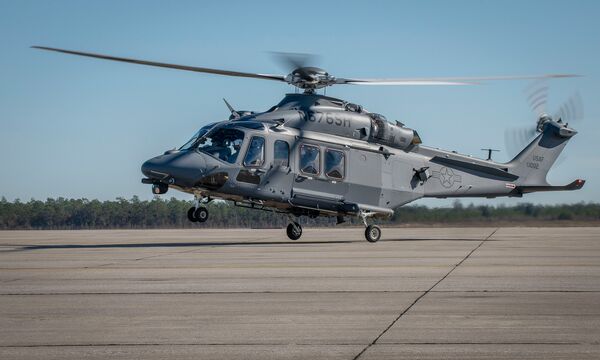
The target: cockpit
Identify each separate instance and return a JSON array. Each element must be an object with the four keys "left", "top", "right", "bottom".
[
  {"left": 179, "top": 122, "right": 265, "bottom": 164},
  {"left": 196, "top": 127, "right": 244, "bottom": 163},
  {"left": 179, "top": 123, "right": 217, "bottom": 151}
]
